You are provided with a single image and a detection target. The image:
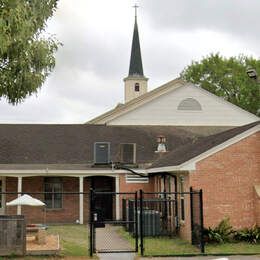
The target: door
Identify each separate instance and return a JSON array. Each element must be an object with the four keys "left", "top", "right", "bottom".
[
  {"left": 0, "top": 177, "right": 5, "bottom": 215},
  {"left": 91, "top": 176, "right": 114, "bottom": 220}
]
